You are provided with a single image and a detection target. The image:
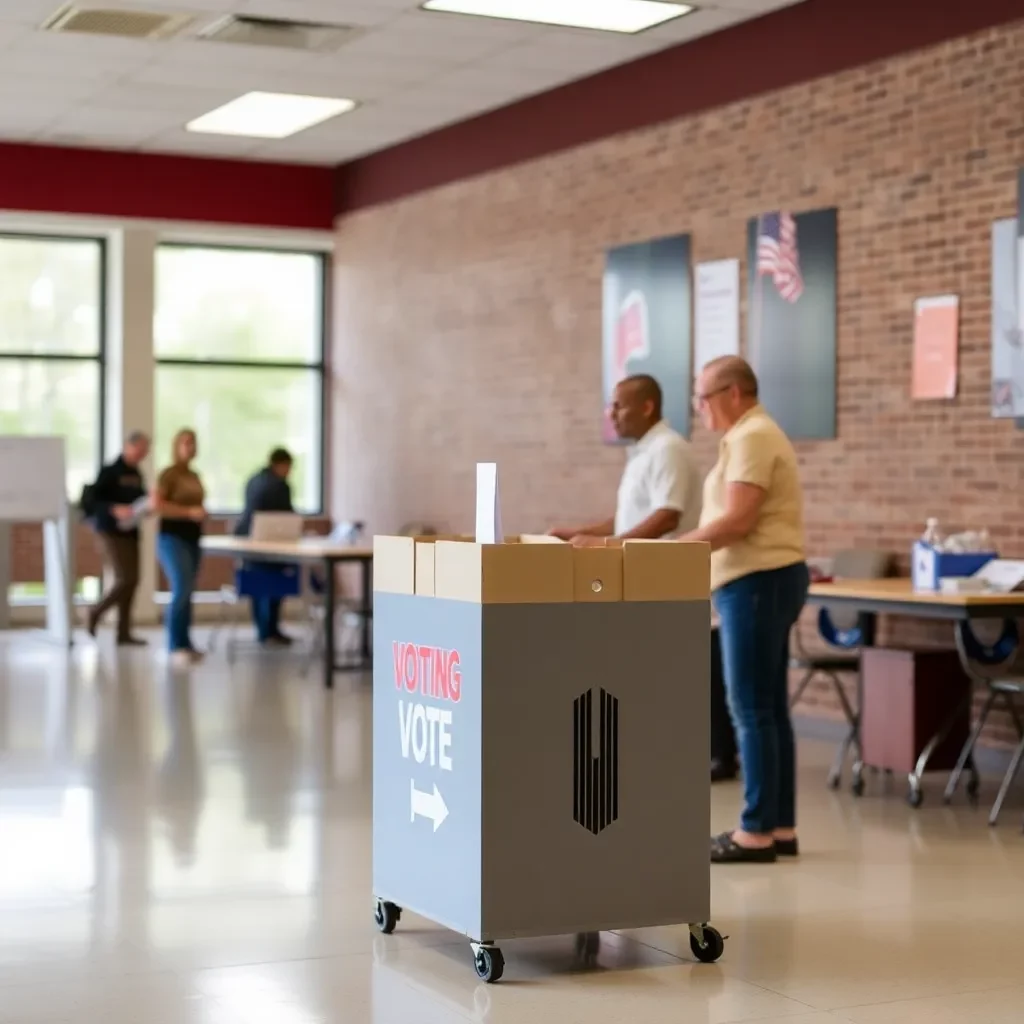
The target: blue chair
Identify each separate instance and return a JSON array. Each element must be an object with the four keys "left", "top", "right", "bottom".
[
  {"left": 789, "top": 549, "right": 893, "bottom": 792},
  {"left": 214, "top": 563, "right": 301, "bottom": 661}
]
